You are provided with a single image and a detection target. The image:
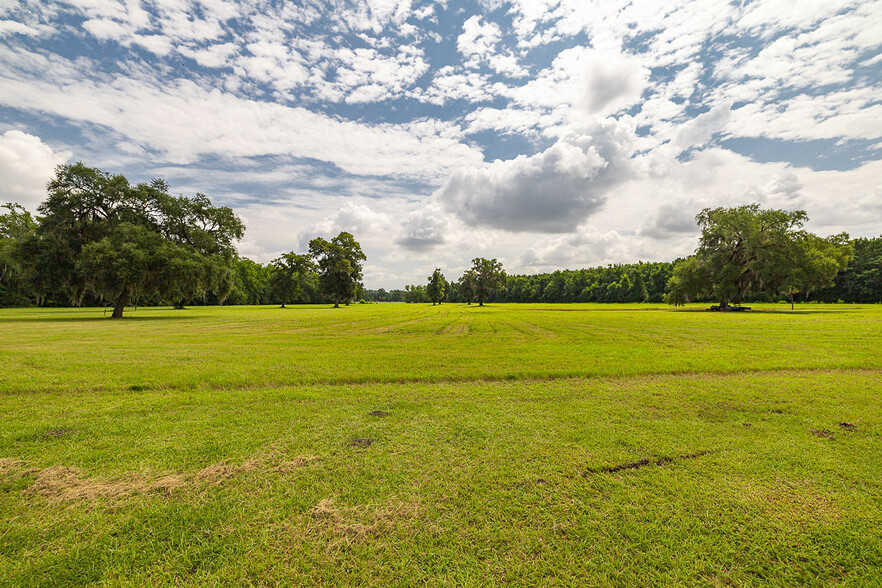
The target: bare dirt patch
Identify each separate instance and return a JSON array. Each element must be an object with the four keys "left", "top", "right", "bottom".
[
  {"left": 583, "top": 450, "right": 712, "bottom": 475},
  {"left": 195, "top": 459, "right": 259, "bottom": 486},
  {"left": 368, "top": 410, "right": 389, "bottom": 417},
  {"left": 838, "top": 422, "right": 857, "bottom": 431},
  {"left": 810, "top": 429, "right": 835, "bottom": 439},
  {"left": 29, "top": 466, "right": 190, "bottom": 501},
  {"left": 349, "top": 438, "right": 373, "bottom": 448}
]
